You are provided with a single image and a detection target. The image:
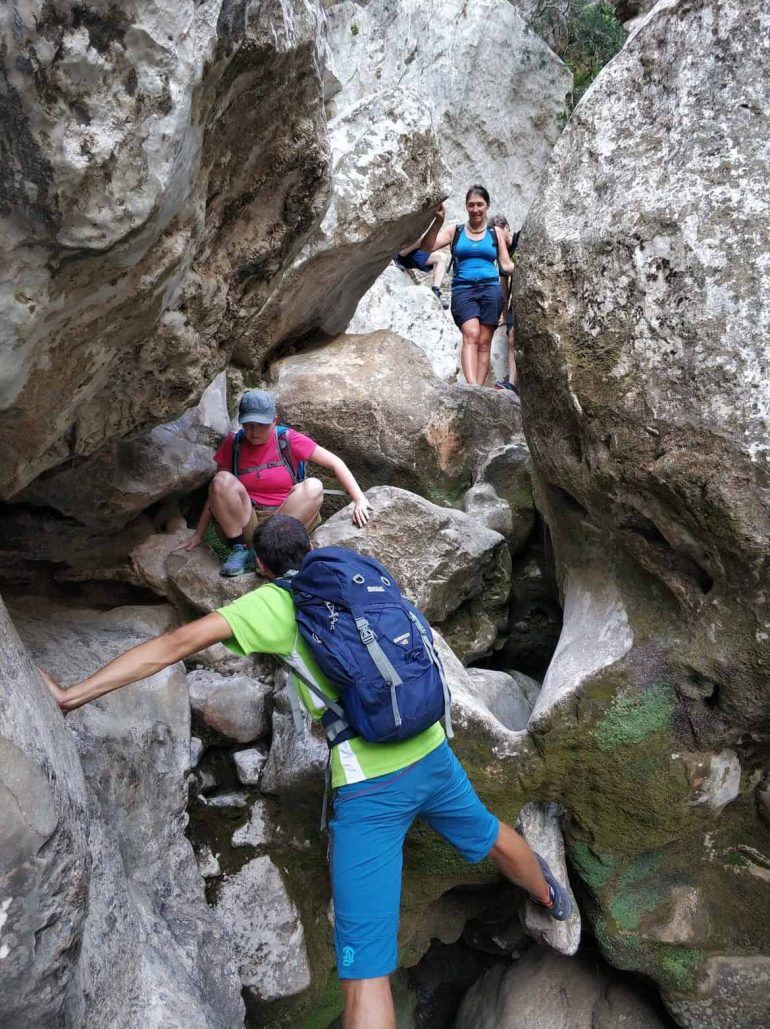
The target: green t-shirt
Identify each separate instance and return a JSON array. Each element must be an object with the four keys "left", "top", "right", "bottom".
[{"left": 217, "top": 583, "right": 444, "bottom": 788}]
